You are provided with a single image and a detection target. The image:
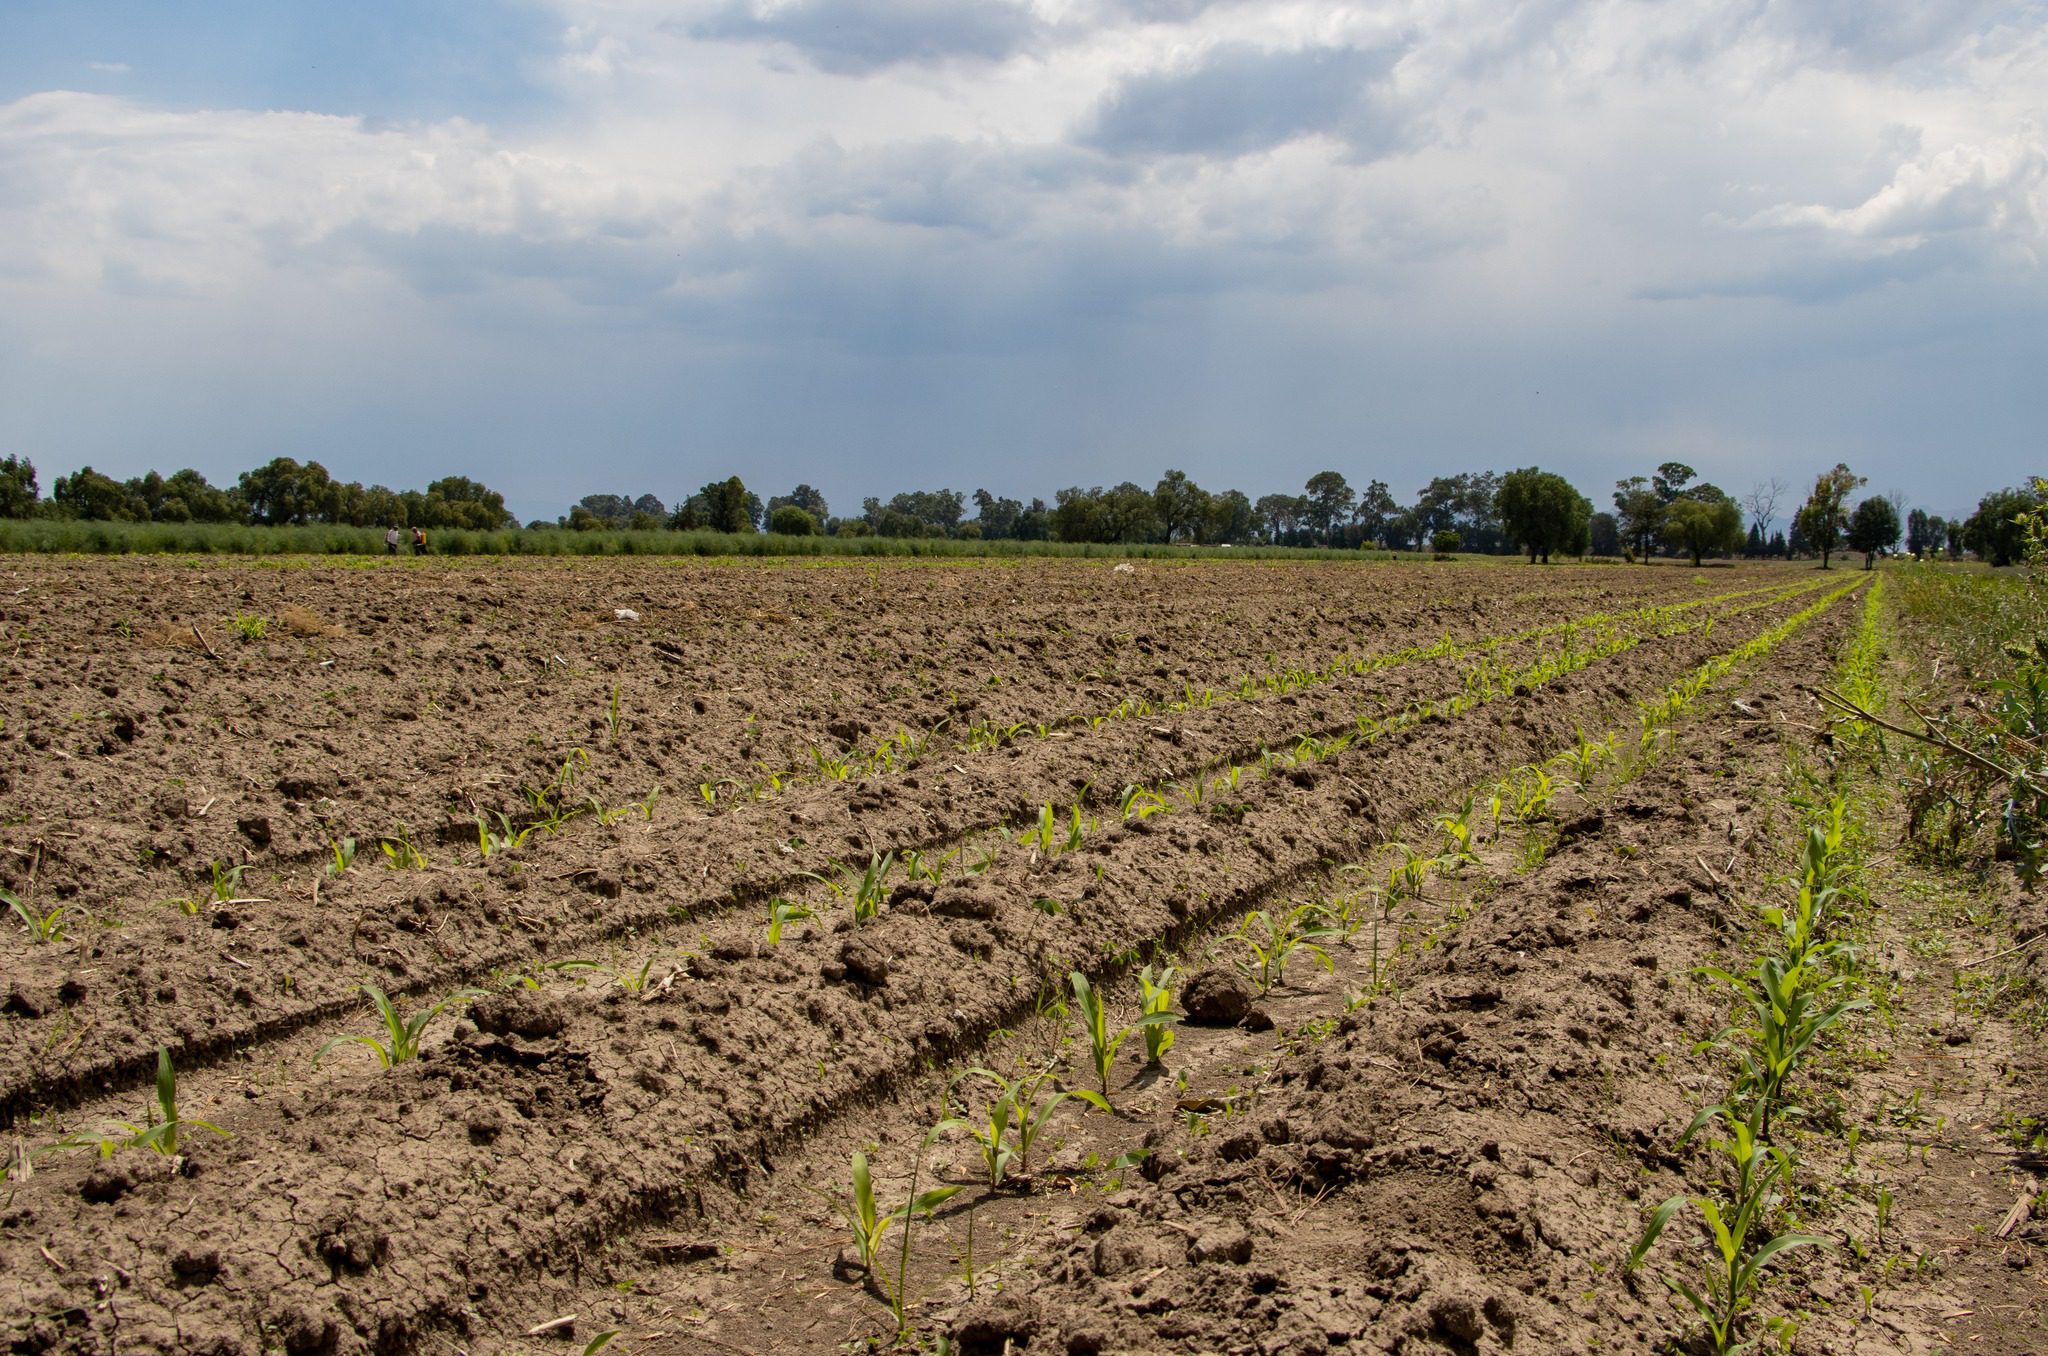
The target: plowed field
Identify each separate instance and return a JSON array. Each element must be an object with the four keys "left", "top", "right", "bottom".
[{"left": 2, "top": 556, "right": 2040, "bottom": 1356}]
